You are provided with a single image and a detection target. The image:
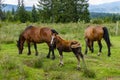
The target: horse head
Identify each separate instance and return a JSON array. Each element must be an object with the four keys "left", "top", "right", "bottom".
[{"left": 17, "top": 40, "right": 24, "bottom": 54}]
